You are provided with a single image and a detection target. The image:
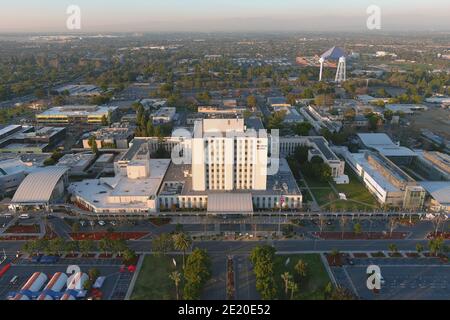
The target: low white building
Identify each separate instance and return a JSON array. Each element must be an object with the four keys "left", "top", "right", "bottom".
[
  {"left": 69, "top": 145, "right": 170, "bottom": 214},
  {"left": 343, "top": 150, "right": 425, "bottom": 209},
  {"left": 152, "top": 107, "right": 177, "bottom": 124}
]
